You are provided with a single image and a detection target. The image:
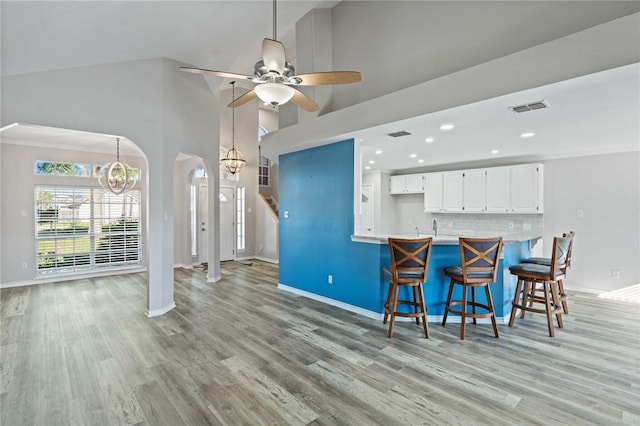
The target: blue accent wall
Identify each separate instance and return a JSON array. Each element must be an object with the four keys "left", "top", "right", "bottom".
[{"left": 279, "top": 140, "right": 384, "bottom": 312}]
